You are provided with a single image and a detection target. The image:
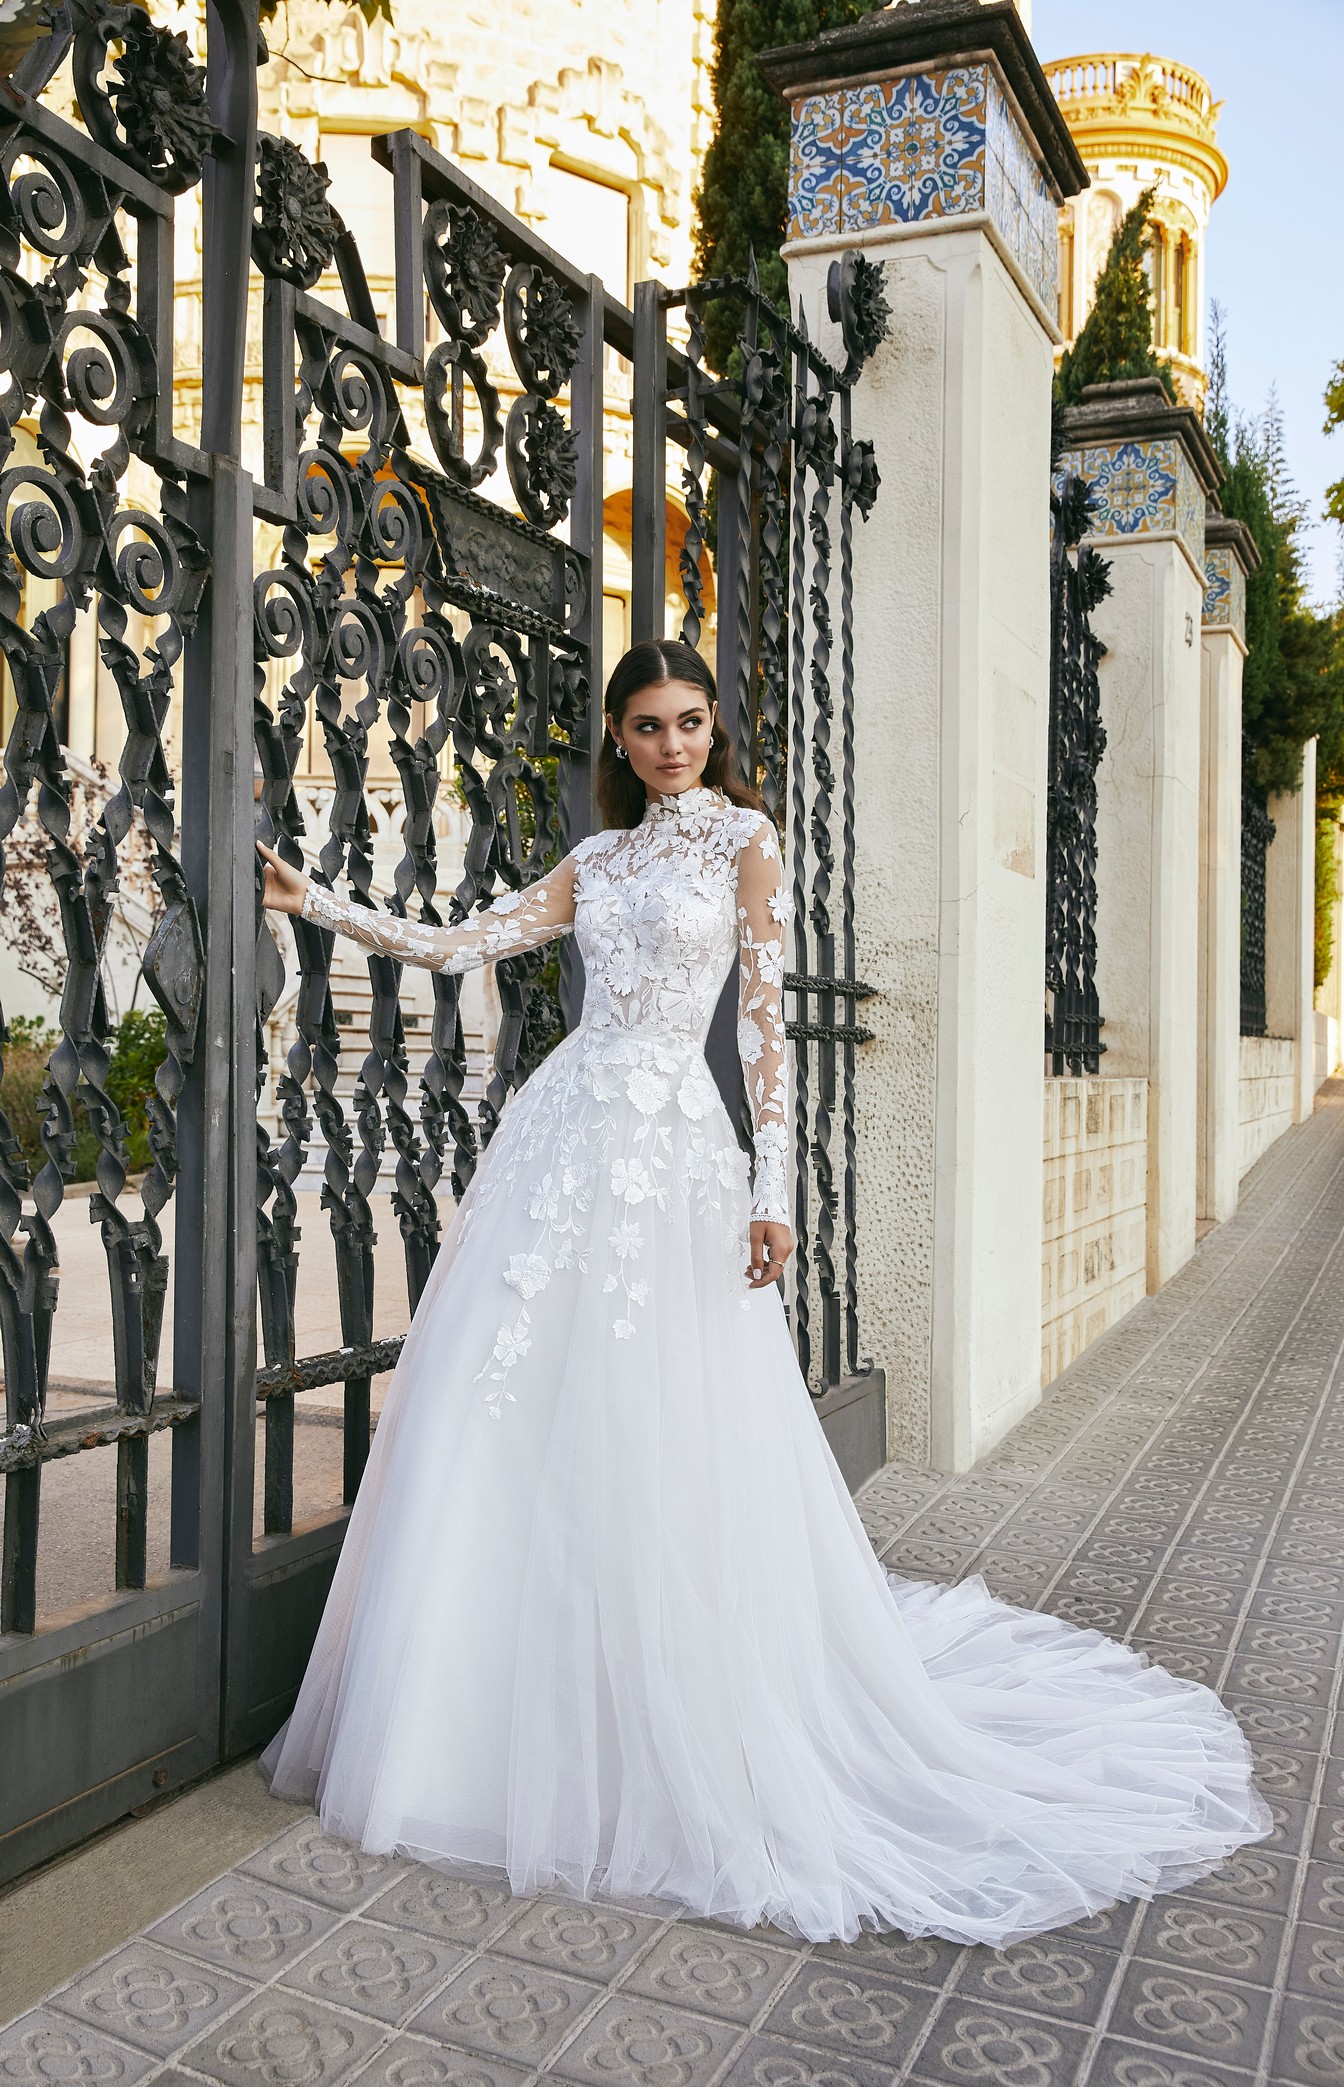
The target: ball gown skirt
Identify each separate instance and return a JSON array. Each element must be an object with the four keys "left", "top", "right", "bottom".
[
  {"left": 262, "top": 1030, "right": 1269, "bottom": 1949},
  {"left": 263, "top": 792, "right": 1268, "bottom": 1946}
]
